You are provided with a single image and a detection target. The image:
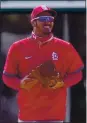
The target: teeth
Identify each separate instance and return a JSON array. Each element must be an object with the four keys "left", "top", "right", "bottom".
[{"left": 44, "top": 26, "right": 50, "bottom": 28}]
